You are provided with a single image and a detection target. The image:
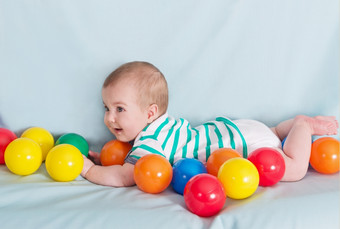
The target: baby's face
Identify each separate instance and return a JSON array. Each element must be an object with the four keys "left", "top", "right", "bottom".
[{"left": 102, "top": 80, "right": 150, "bottom": 142}]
